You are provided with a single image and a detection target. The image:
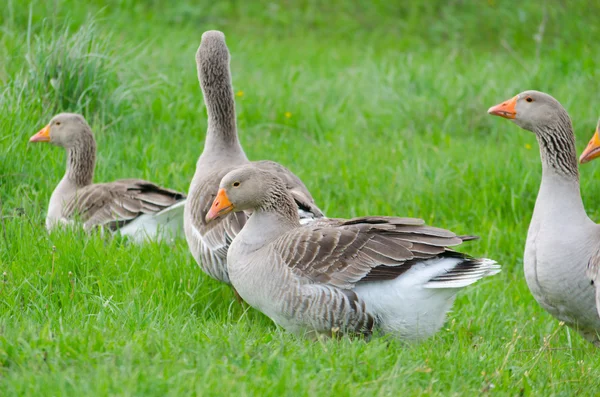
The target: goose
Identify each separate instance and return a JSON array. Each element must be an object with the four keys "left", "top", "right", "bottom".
[
  {"left": 184, "top": 31, "right": 324, "bottom": 285},
  {"left": 488, "top": 90, "right": 600, "bottom": 345},
  {"left": 205, "top": 164, "right": 500, "bottom": 340},
  {"left": 29, "top": 113, "right": 186, "bottom": 242},
  {"left": 578, "top": 119, "right": 600, "bottom": 319}
]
